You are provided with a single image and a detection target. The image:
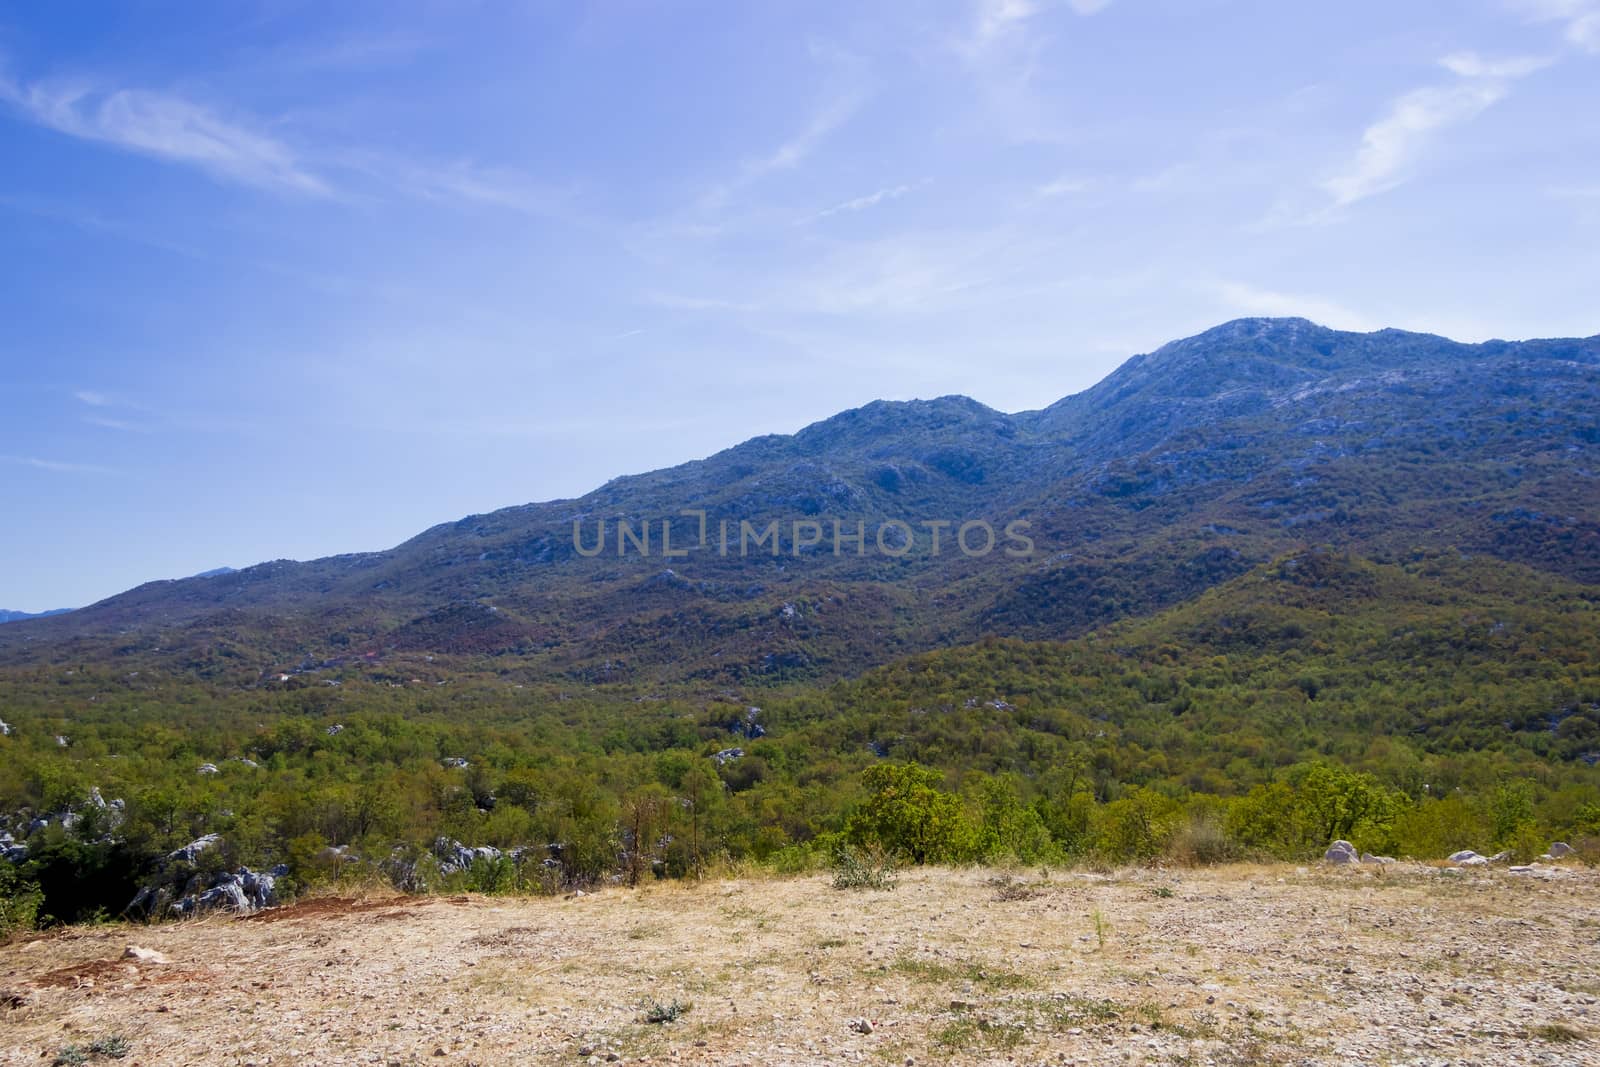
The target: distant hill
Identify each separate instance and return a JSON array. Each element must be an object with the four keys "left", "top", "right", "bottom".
[
  {"left": 1, "top": 317, "right": 1595, "bottom": 684},
  {"left": 0, "top": 608, "right": 72, "bottom": 625}
]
